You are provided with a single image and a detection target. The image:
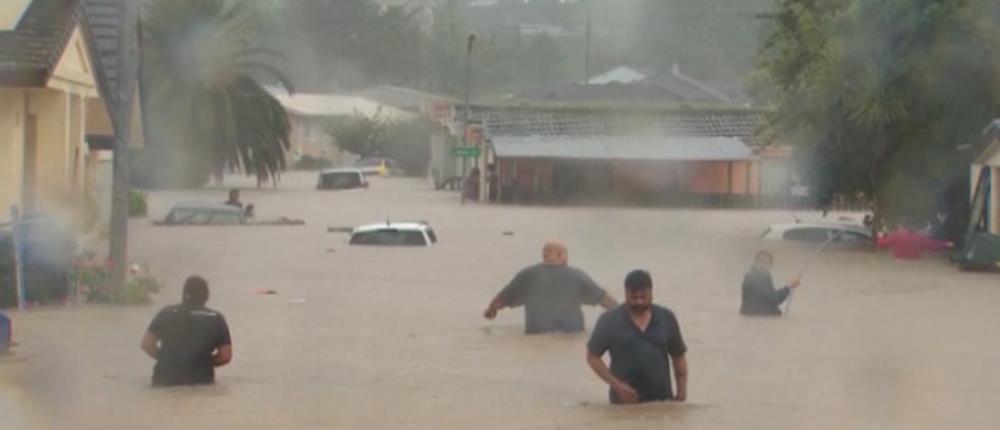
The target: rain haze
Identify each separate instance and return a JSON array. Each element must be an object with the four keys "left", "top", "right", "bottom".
[{"left": 1, "top": 0, "right": 1000, "bottom": 429}]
